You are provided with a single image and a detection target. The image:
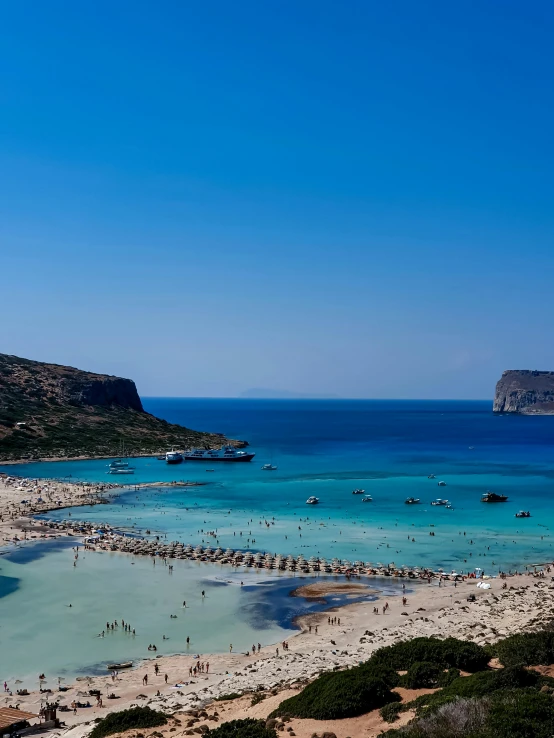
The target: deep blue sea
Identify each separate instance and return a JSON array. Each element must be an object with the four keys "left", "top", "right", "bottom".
[
  {"left": 3, "top": 399, "right": 554, "bottom": 685},
  {"left": 3, "top": 399, "right": 554, "bottom": 572}
]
